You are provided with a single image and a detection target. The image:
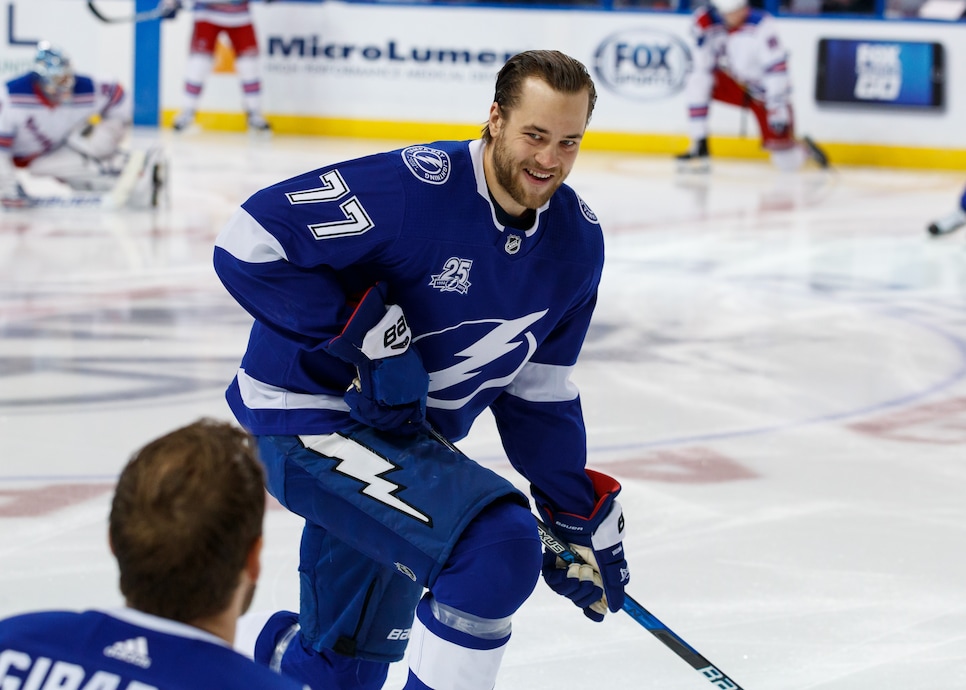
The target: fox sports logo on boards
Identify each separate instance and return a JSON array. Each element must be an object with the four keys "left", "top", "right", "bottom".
[{"left": 594, "top": 29, "right": 692, "bottom": 101}]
